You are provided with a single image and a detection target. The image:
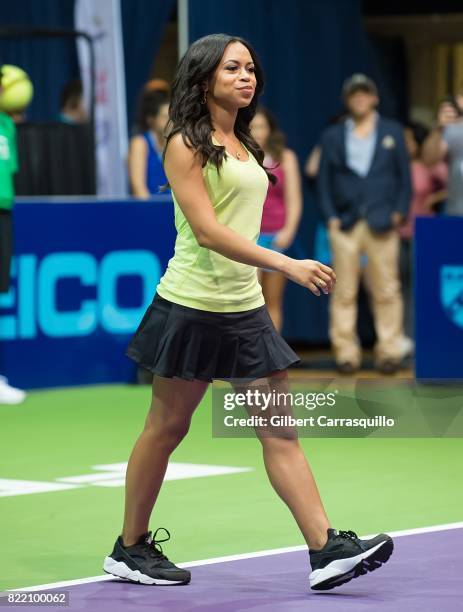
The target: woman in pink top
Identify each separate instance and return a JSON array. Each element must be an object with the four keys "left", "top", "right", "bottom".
[
  {"left": 401, "top": 123, "right": 447, "bottom": 240},
  {"left": 400, "top": 122, "right": 447, "bottom": 337},
  {"left": 250, "top": 106, "right": 302, "bottom": 331}
]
